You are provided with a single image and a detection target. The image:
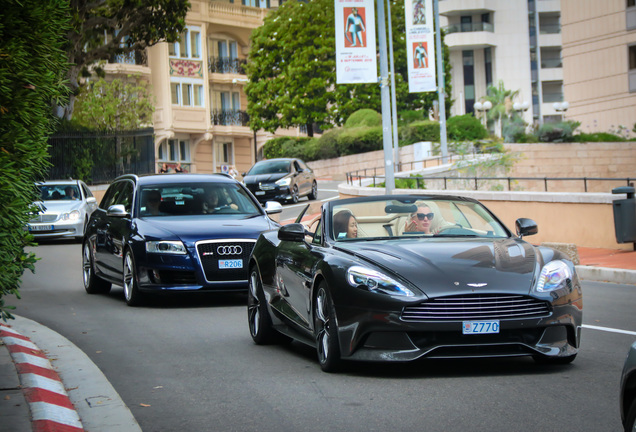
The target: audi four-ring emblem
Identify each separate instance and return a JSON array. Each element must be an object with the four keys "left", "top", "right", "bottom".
[{"left": 217, "top": 245, "right": 243, "bottom": 255}]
